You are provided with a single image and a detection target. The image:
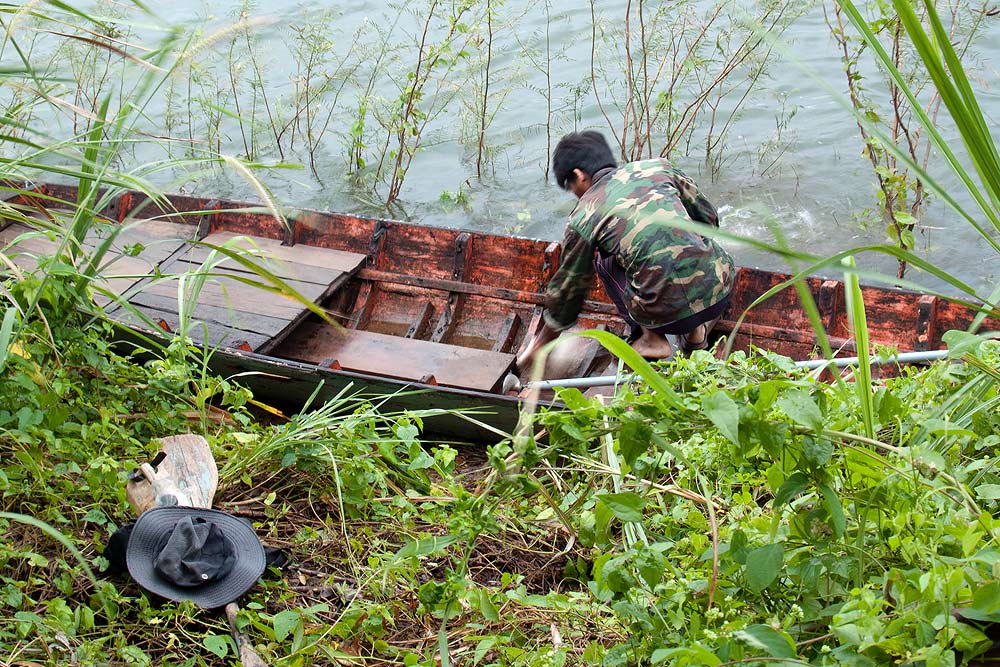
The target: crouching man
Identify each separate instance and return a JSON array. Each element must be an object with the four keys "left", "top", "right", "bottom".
[{"left": 517, "top": 130, "right": 736, "bottom": 372}]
